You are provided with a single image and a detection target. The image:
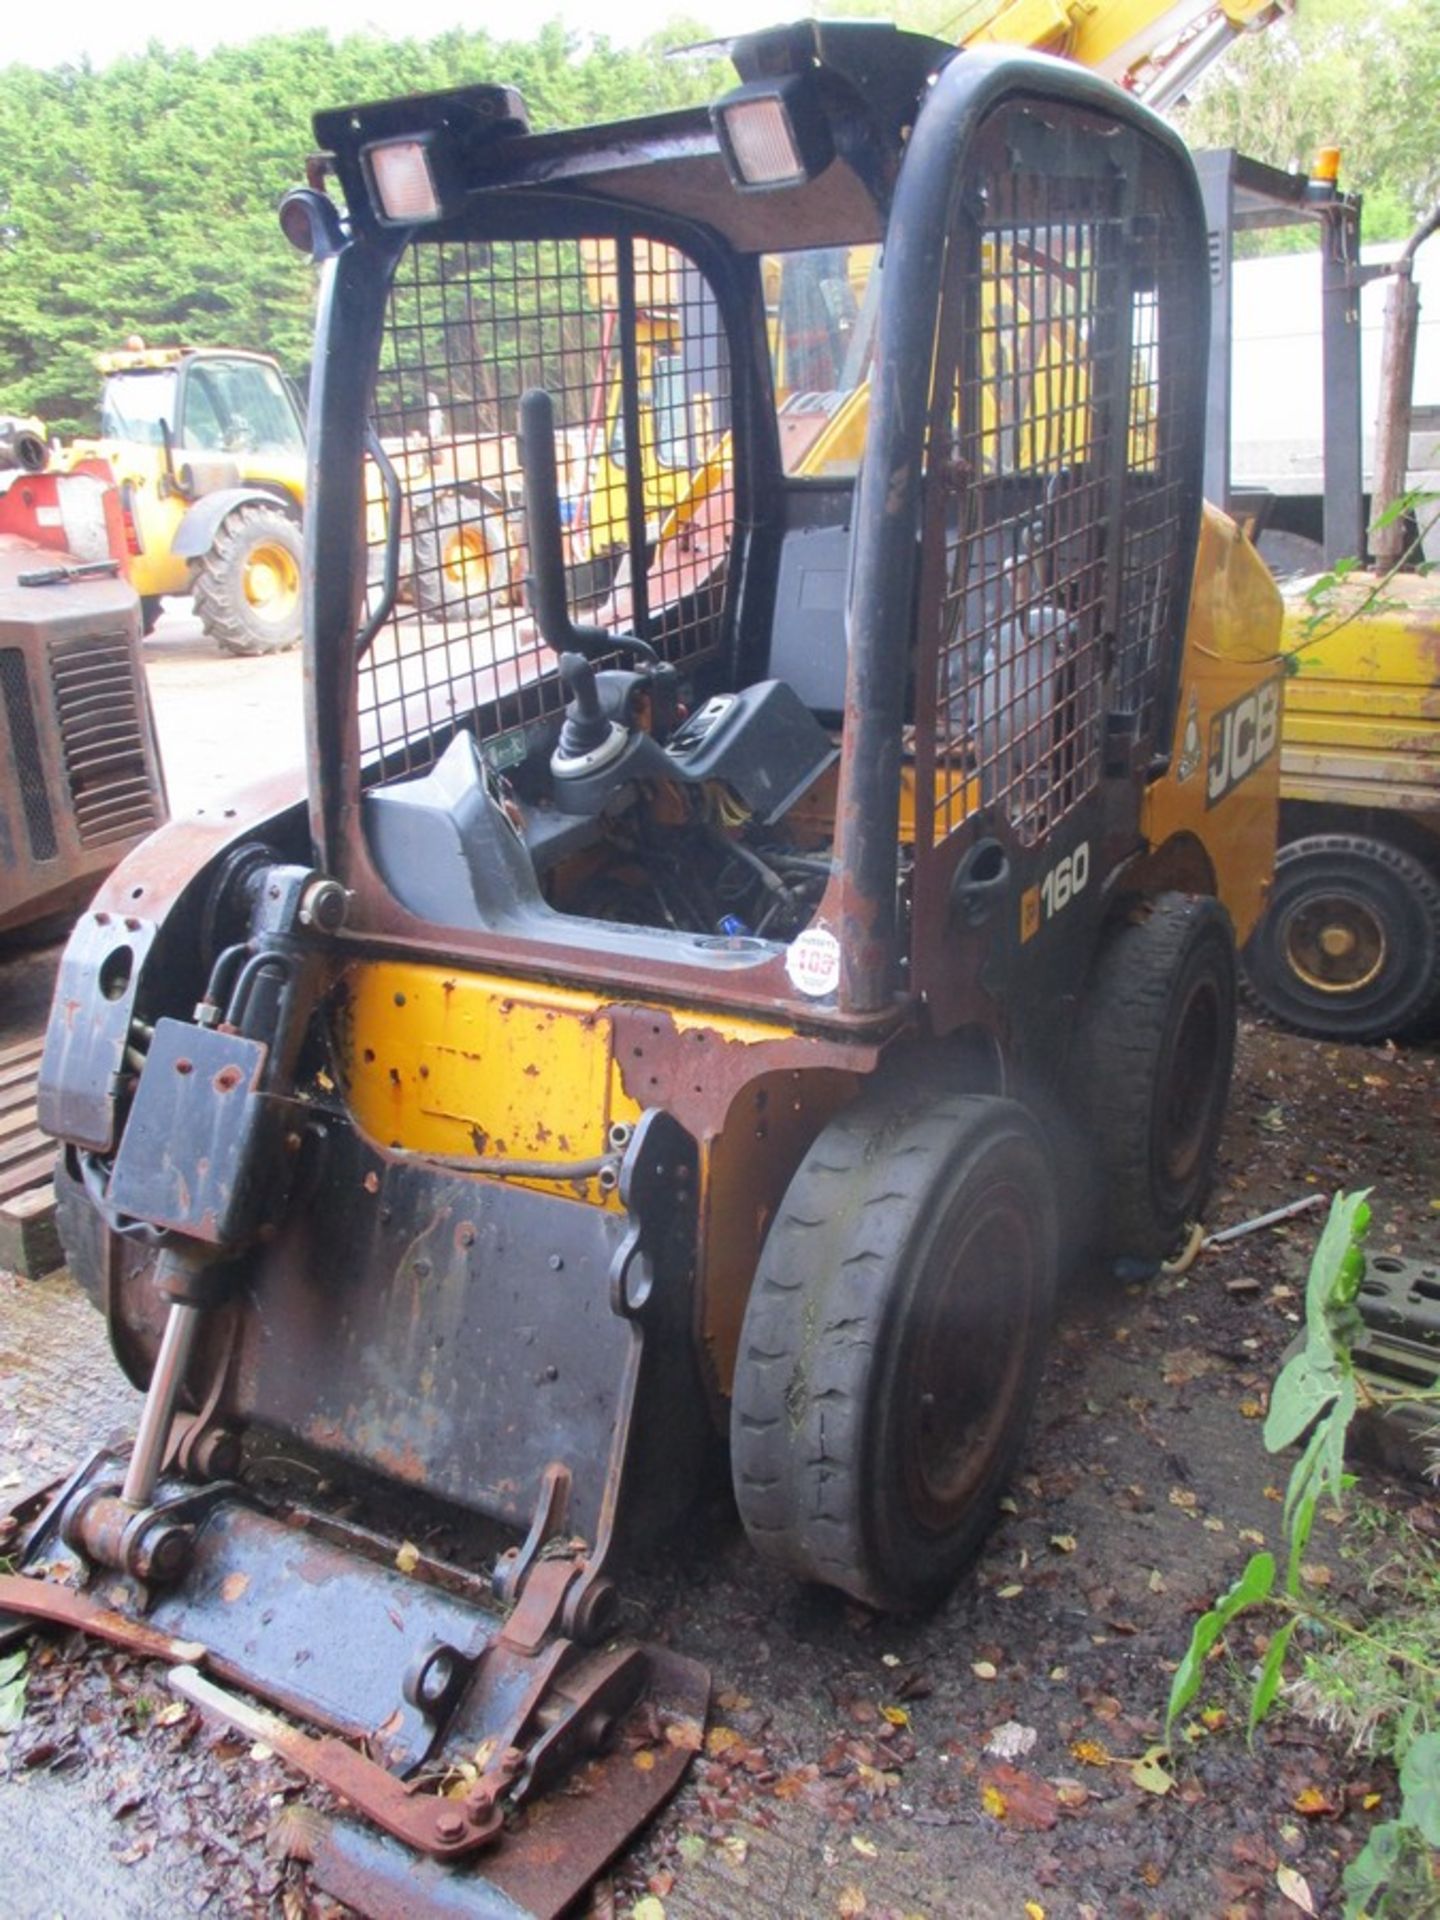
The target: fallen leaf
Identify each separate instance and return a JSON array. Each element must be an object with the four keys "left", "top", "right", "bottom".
[
  {"left": 721, "top": 1835, "right": 749, "bottom": 1866},
  {"left": 1168, "top": 1488, "right": 1197, "bottom": 1510},
  {"left": 715, "top": 1689, "right": 751, "bottom": 1712},
  {"left": 677, "top": 1833, "right": 707, "bottom": 1865},
  {"left": 1239, "top": 1401, "right": 1264, "bottom": 1419},
  {"left": 850, "top": 1834, "right": 878, "bottom": 1859},
  {"left": 665, "top": 1718, "right": 704, "bottom": 1752},
  {"left": 997, "top": 1583, "right": 1025, "bottom": 1599},
  {"left": 1363, "top": 1792, "right": 1382, "bottom": 1811},
  {"left": 836, "top": 1888, "right": 867, "bottom": 1918},
  {"left": 1055, "top": 1782, "right": 1090, "bottom": 1810},
  {"left": 705, "top": 1726, "right": 742, "bottom": 1758},
  {"left": 152, "top": 1701, "right": 188, "bottom": 1728},
  {"left": 1148, "top": 1569, "right": 1167, "bottom": 1594},
  {"left": 1300, "top": 1563, "right": 1333, "bottom": 1589},
  {"left": 981, "top": 1764, "right": 1059, "bottom": 1830},
  {"left": 395, "top": 1541, "right": 420, "bottom": 1575},
  {"left": 1071, "top": 1740, "right": 1110, "bottom": 1768},
  {"left": 1025, "top": 1905, "right": 1046, "bottom": 1920},
  {"left": 632, "top": 1751, "right": 656, "bottom": 1773},
  {"left": 1201, "top": 1707, "right": 1228, "bottom": 1732},
  {"left": 880, "top": 1654, "right": 901, "bottom": 1668},
  {"left": 1293, "top": 1786, "right": 1340, "bottom": 1817},
  {"left": 221, "top": 1571, "right": 250, "bottom": 1603},
  {"left": 972, "top": 1661, "right": 998, "bottom": 1681},
  {"left": 1130, "top": 1747, "right": 1174, "bottom": 1796},
  {"left": 1238, "top": 1528, "right": 1266, "bottom": 1546},
  {"left": 1050, "top": 1535, "right": 1077, "bottom": 1555},
  {"left": 632, "top": 1898, "right": 667, "bottom": 1920},
  {"left": 880, "top": 1706, "right": 909, "bottom": 1728},
  {"left": 1276, "top": 1865, "right": 1316, "bottom": 1915}
]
